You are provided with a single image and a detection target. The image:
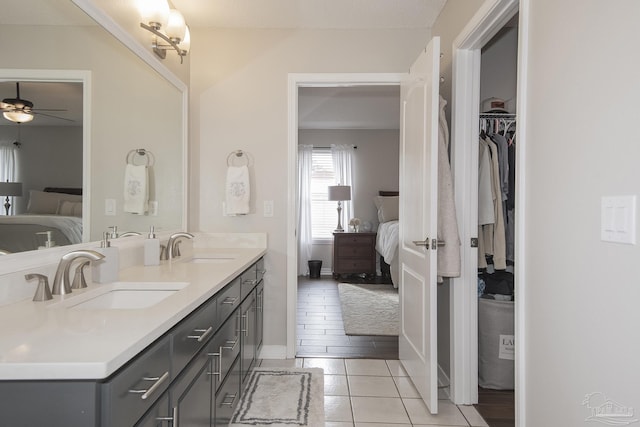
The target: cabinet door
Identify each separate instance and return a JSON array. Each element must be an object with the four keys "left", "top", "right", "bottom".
[
  {"left": 256, "top": 281, "right": 264, "bottom": 356},
  {"left": 172, "top": 354, "right": 214, "bottom": 427},
  {"left": 240, "top": 290, "right": 256, "bottom": 385},
  {"left": 135, "top": 394, "right": 171, "bottom": 427},
  {"left": 214, "top": 356, "right": 241, "bottom": 427}
]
